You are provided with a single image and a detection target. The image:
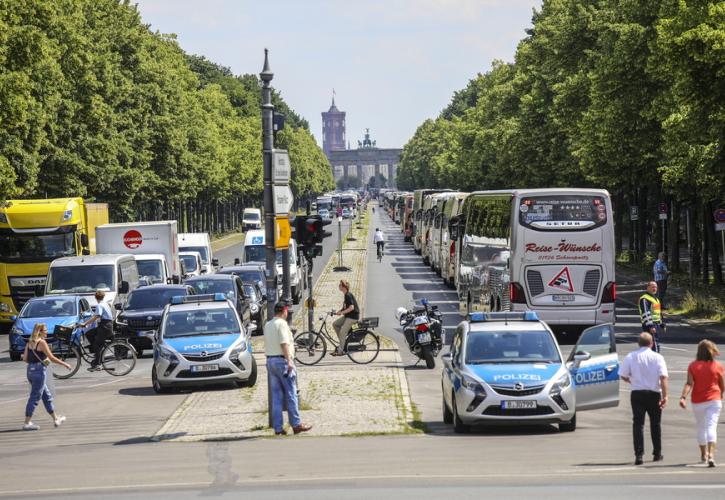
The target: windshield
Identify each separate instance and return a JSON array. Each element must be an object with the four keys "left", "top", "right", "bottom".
[
  {"left": 340, "top": 196, "right": 355, "bottom": 207},
  {"left": 244, "top": 245, "right": 285, "bottom": 265},
  {"left": 519, "top": 195, "right": 607, "bottom": 231},
  {"left": 0, "top": 232, "right": 76, "bottom": 263},
  {"left": 163, "top": 309, "right": 241, "bottom": 338},
  {"left": 180, "top": 255, "right": 199, "bottom": 273},
  {"left": 126, "top": 288, "right": 186, "bottom": 310},
  {"left": 460, "top": 244, "right": 503, "bottom": 267},
  {"left": 244, "top": 212, "right": 260, "bottom": 221},
  {"left": 20, "top": 297, "right": 77, "bottom": 318},
  {"left": 188, "top": 279, "right": 234, "bottom": 297},
  {"left": 465, "top": 330, "right": 561, "bottom": 364},
  {"left": 136, "top": 260, "right": 164, "bottom": 283},
  {"left": 47, "top": 265, "right": 114, "bottom": 293},
  {"left": 179, "top": 246, "right": 209, "bottom": 264},
  {"left": 317, "top": 200, "right": 332, "bottom": 211}
]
